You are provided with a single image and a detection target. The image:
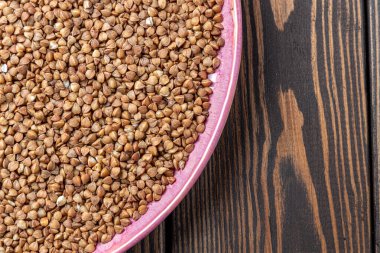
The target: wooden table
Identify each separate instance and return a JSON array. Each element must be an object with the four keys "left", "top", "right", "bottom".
[{"left": 127, "top": 0, "right": 380, "bottom": 252}]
